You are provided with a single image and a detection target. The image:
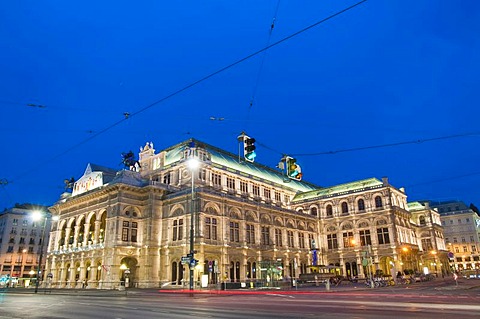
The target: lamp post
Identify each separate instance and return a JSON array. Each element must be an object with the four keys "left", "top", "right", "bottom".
[
  {"left": 187, "top": 156, "right": 199, "bottom": 291},
  {"left": 32, "top": 211, "right": 58, "bottom": 294}
]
